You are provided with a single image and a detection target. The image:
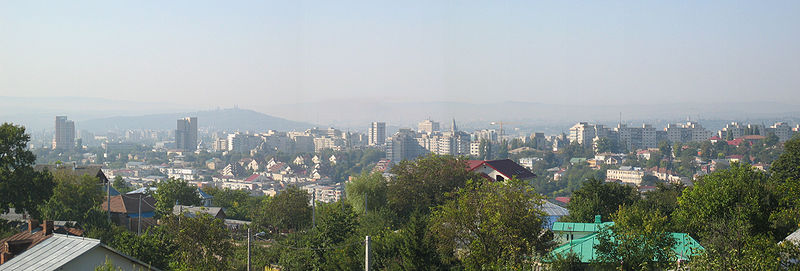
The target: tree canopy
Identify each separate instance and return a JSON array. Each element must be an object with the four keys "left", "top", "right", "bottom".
[
  {"left": 563, "top": 178, "right": 639, "bottom": 223},
  {"left": 430, "top": 178, "right": 554, "bottom": 269},
  {"left": 0, "top": 123, "right": 54, "bottom": 218},
  {"left": 387, "top": 154, "right": 481, "bottom": 220}
]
